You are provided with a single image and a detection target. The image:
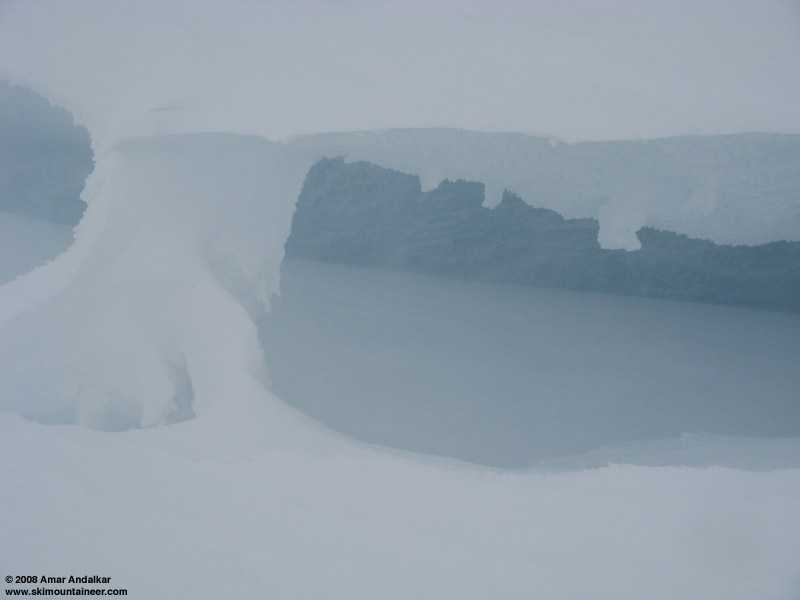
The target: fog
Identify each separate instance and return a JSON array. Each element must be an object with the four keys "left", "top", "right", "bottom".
[
  {"left": 2, "top": 1, "right": 799, "bottom": 144},
  {"left": 2, "top": 90, "right": 798, "bottom": 469},
  {"left": 2, "top": 2, "right": 800, "bottom": 598}
]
